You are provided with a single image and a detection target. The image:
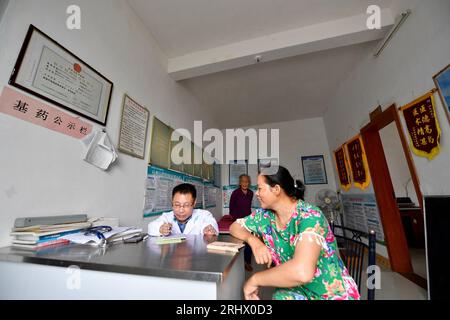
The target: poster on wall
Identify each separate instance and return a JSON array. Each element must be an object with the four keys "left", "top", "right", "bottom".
[
  {"left": 433, "top": 64, "right": 450, "bottom": 124},
  {"left": 400, "top": 91, "right": 441, "bottom": 160},
  {"left": 301, "top": 155, "right": 328, "bottom": 185},
  {"left": 117, "top": 94, "right": 149, "bottom": 159},
  {"left": 222, "top": 185, "right": 237, "bottom": 208},
  {"left": 345, "top": 135, "right": 371, "bottom": 190},
  {"left": 185, "top": 175, "right": 204, "bottom": 209},
  {"left": 334, "top": 146, "right": 352, "bottom": 191},
  {"left": 144, "top": 166, "right": 185, "bottom": 217},
  {"left": 229, "top": 160, "right": 248, "bottom": 185},
  {"left": 204, "top": 182, "right": 219, "bottom": 208},
  {"left": 341, "top": 193, "right": 385, "bottom": 243},
  {"left": 144, "top": 166, "right": 211, "bottom": 217},
  {"left": 9, "top": 25, "right": 113, "bottom": 126},
  {"left": 213, "top": 164, "right": 221, "bottom": 188}
]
